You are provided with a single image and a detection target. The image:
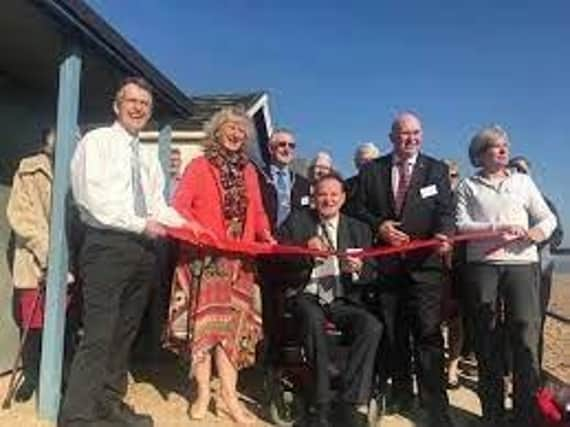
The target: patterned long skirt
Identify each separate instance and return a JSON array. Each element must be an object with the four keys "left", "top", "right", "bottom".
[{"left": 164, "top": 246, "right": 262, "bottom": 370}]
